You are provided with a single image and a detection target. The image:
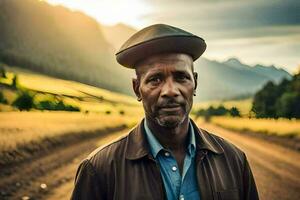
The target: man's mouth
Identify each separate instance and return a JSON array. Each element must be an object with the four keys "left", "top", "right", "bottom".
[{"left": 159, "top": 104, "right": 182, "bottom": 112}]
